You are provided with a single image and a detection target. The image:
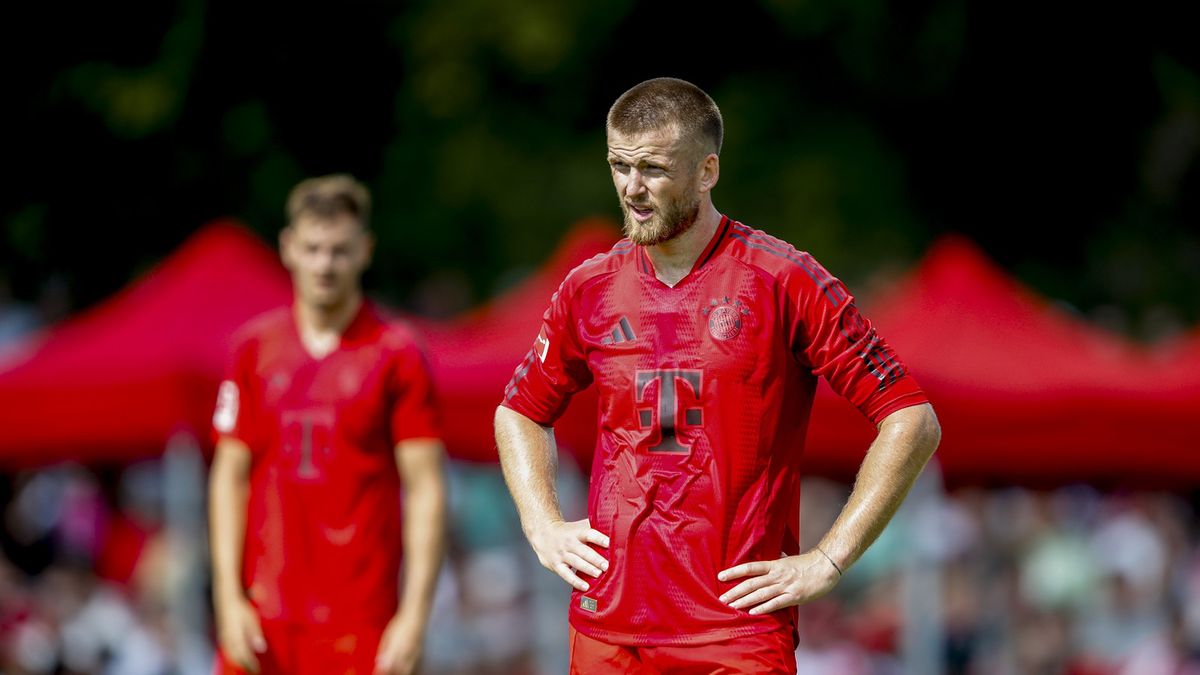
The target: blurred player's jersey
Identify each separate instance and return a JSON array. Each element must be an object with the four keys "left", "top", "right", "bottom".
[
  {"left": 503, "top": 216, "right": 927, "bottom": 646},
  {"left": 213, "top": 301, "right": 440, "bottom": 627}
]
